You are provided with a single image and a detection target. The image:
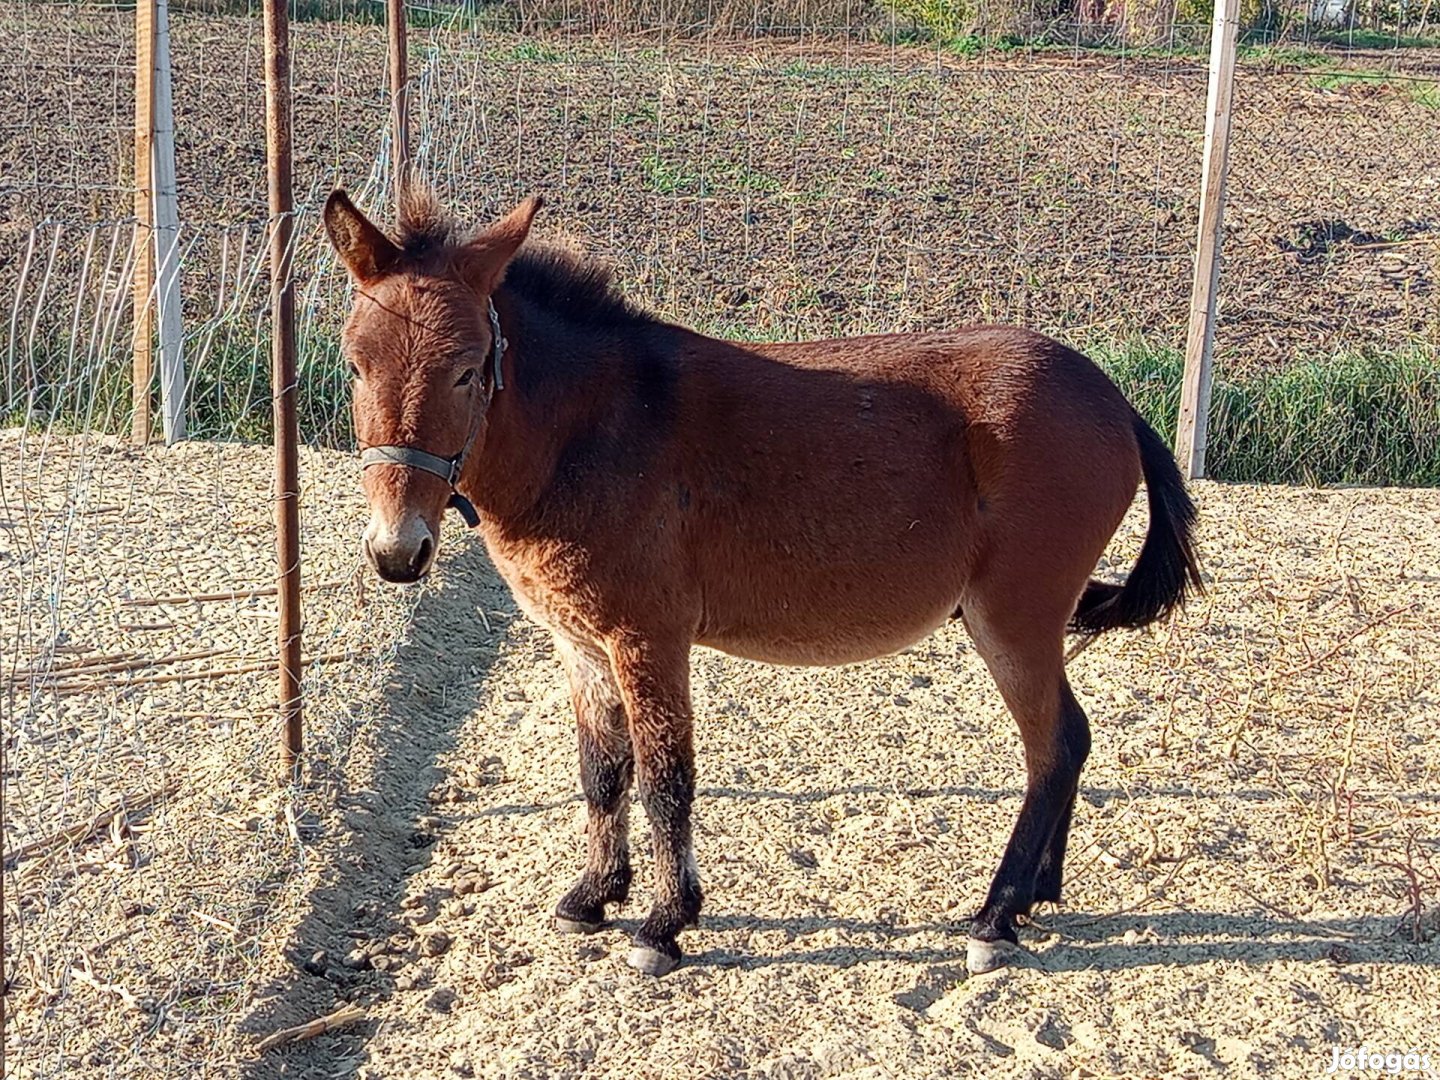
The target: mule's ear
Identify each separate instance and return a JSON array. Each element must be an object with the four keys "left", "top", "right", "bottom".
[
  {"left": 324, "top": 189, "right": 401, "bottom": 282},
  {"left": 458, "top": 195, "right": 544, "bottom": 297}
]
